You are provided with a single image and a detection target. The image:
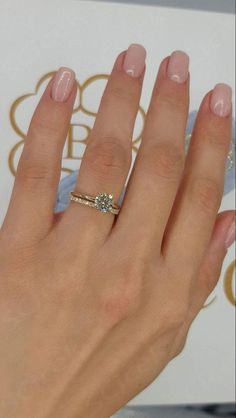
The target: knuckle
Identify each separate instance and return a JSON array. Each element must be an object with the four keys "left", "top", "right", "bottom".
[
  {"left": 99, "top": 293, "right": 130, "bottom": 324},
  {"left": 198, "top": 267, "right": 213, "bottom": 294},
  {"left": 207, "top": 131, "right": 230, "bottom": 150},
  {"left": 143, "top": 143, "right": 184, "bottom": 180},
  {"left": 159, "top": 304, "right": 188, "bottom": 332},
  {"left": 191, "top": 177, "right": 221, "bottom": 215},
  {"left": 17, "top": 161, "right": 51, "bottom": 187},
  {"left": 29, "top": 115, "right": 61, "bottom": 138},
  {"left": 98, "top": 283, "right": 141, "bottom": 326},
  {"left": 199, "top": 262, "right": 222, "bottom": 294},
  {"left": 158, "top": 92, "right": 186, "bottom": 112},
  {"left": 108, "top": 85, "right": 137, "bottom": 106},
  {"left": 172, "top": 335, "right": 188, "bottom": 359},
  {"left": 197, "top": 125, "right": 230, "bottom": 151},
  {"left": 85, "top": 137, "right": 130, "bottom": 176}
]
